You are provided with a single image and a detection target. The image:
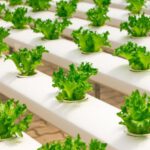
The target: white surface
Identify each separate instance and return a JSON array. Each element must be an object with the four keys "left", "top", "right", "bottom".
[
  {"left": 0, "top": 133, "right": 41, "bottom": 150},
  {"left": 0, "top": 6, "right": 150, "bottom": 95},
  {"left": 29, "top": 11, "right": 150, "bottom": 49},
  {"left": 2, "top": 26, "right": 150, "bottom": 96},
  {"left": 1, "top": 0, "right": 150, "bottom": 50},
  {"left": 1, "top": 9, "right": 149, "bottom": 50},
  {"left": 0, "top": 59, "right": 150, "bottom": 150}
]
